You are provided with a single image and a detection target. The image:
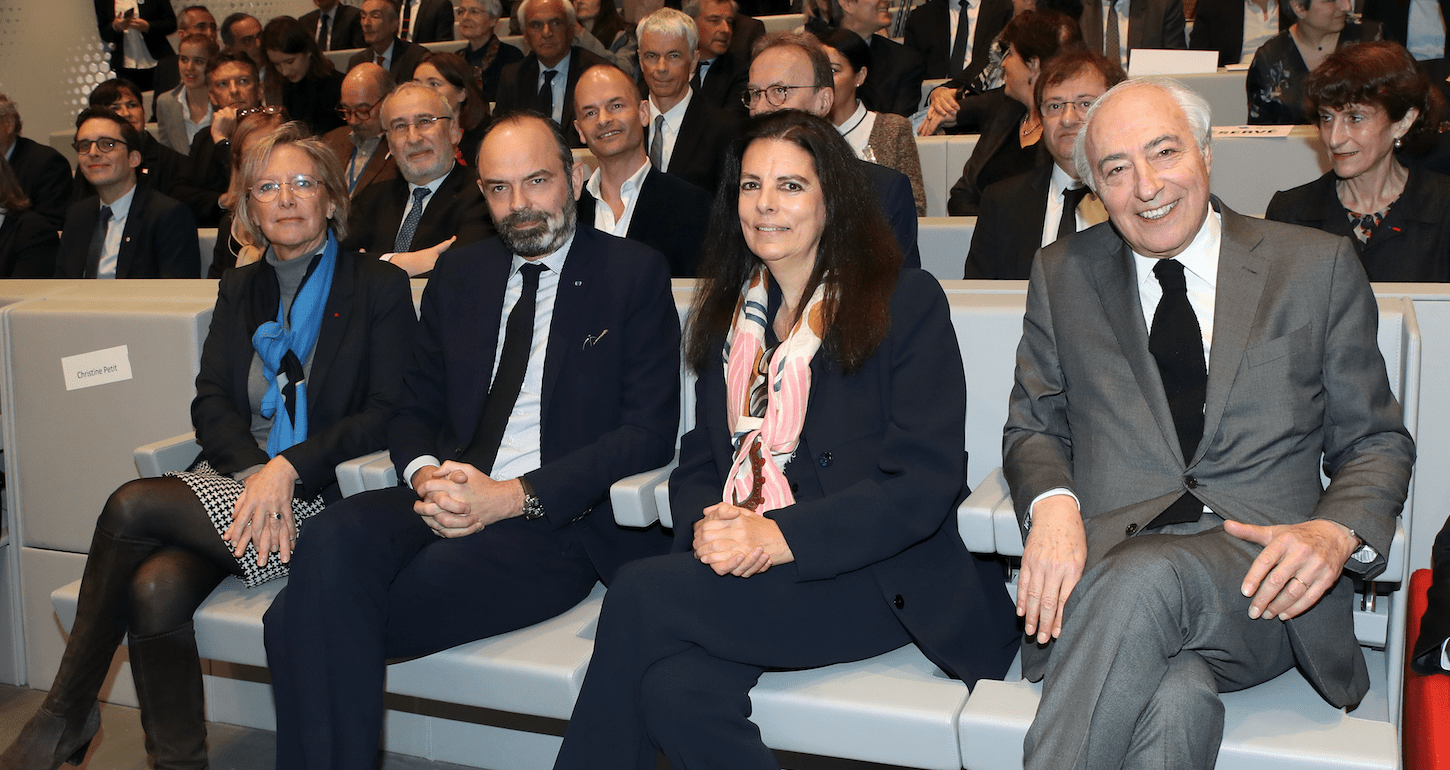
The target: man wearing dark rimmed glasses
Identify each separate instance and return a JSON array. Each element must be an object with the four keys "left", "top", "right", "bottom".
[
  {"left": 744, "top": 31, "right": 922, "bottom": 268},
  {"left": 171, "top": 50, "right": 263, "bottom": 227},
  {"left": 56, "top": 108, "right": 199, "bottom": 279},
  {"left": 322, "top": 62, "right": 400, "bottom": 198}
]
